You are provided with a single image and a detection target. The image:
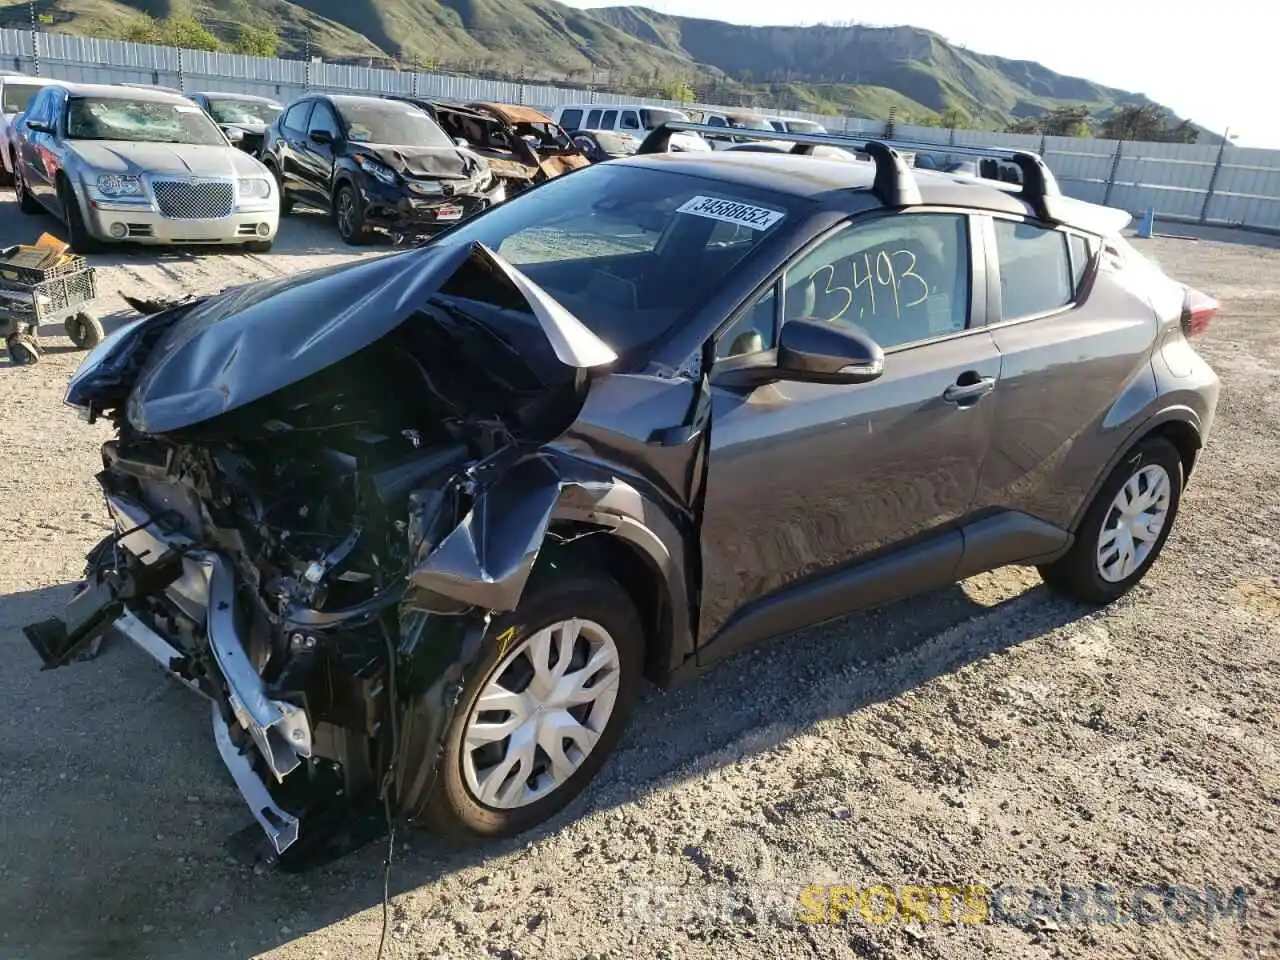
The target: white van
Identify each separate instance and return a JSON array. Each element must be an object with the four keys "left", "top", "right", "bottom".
[
  {"left": 688, "top": 110, "right": 791, "bottom": 150},
  {"left": 549, "top": 103, "right": 710, "bottom": 151}
]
